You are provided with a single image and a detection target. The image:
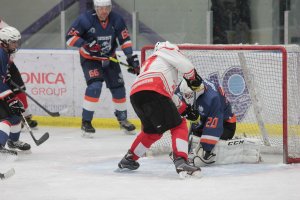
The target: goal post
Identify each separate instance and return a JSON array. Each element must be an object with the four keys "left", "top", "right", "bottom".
[{"left": 141, "top": 44, "right": 300, "bottom": 164}]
